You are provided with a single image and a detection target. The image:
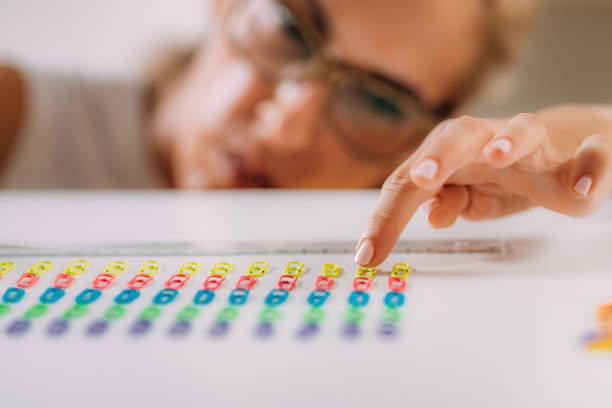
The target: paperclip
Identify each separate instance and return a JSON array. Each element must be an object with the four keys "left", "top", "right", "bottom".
[
  {"left": 64, "top": 259, "right": 90, "bottom": 276},
  {"left": 6, "top": 319, "right": 30, "bottom": 336},
  {"left": 210, "top": 262, "right": 233, "bottom": 276},
  {"left": 209, "top": 321, "right": 230, "bottom": 337},
  {"left": 75, "top": 289, "right": 102, "bottom": 305},
  {"left": 103, "top": 305, "right": 126, "bottom": 321},
  {"left": 177, "top": 306, "right": 199, "bottom": 322},
  {"left": 246, "top": 261, "right": 270, "bottom": 277},
  {"left": 379, "top": 322, "right": 398, "bottom": 337},
  {"left": 169, "top": 321, "right": 192, "bottom": 337},
  {"left": 229, "top": 288, "right": 250, "bottom": 306},
  {"left": 114, "top": 289, "right": 141, "bottom": 305},
  {"left": 381, "top": 307, "right": 401, "bottom": 323},
  {"left": 264, "top": 289, "right": 289, "bottom": 307},
  {"left": 384, "top": 292, "right": 405, "bottom": 308},
  {"left": 284, "top": 261, "right": 305, "bottom": 277},
  {"left": 47, "top": 319, "right": 69, "bottom": 336},
  {"left": 203, "top": 275, "right": 226, "bottom": 290},
  {"left": 178, "top": 262, "right": 202, "bottom": 276},
  {"left": 62, "top": 304, "right": 89, "bottom": 320},
  {"left": 345, "top": 307, "right": 364, "bottom": 324},
  {"left": 39, "top": 287, "right": 65, "bottom": 304},
  {"left": 352, "top": 277, "right": 372, "bottom": 292},
  {"left": 307, "top": 290, "right": 330, "bottom": 307},
  {"left": 26, "top": 260, "right": 54, "bottom": 275},
  {"left": 0, "top": 261, "right": 15, "bottom": 275},
  {"left": 23, "top": 304, "right": 49, "bottom": 320},
  {"left": 193, "top": 290, "right": 215, "bottom": 305},
  {"left": 342, "top": 323, "right": 360, "bottom": 338},
  {"left": 297, "top": 323, "right": 319, "bottom": 338},
  {"left": 153, "top": 289, "right": 178, "bottom": 305},
  {"left": 235, "top": 275, "right": 258, "bottom": 290},
  {"left": 104, "top": 261, "right": 128, "bottom": 276},
  {"left": 303, "top": 307, "right": 325, "bottom": 324},
  {"left": 130, "top": 319, "right": 152, "bottom": 336},
  {"left": 255, "top": 322, "right": 274, "bottom": 337},
  {"left": 314, "top": 276, "right": 335, "bottom": 291},
  {"left": 259, "top": 307, "right": 281, "bottom": 323},
  {"left": 348, "top": 291, "right": 370, "bottom": 307},
  {"left": 92, "top": 273, "right": 116, "bottom": 290},
  {"left": 139, "top": 305, "right": 161, "bottom": 321},
  {"left": 391, "top": 263, "right": 411, "bottom": 279},
  {"left": 164, "top": 274, "right": 191, "bottom": 290},
  {"left": 3, "top": 287, "right": 25, "bottom": 303},
  {"left": 356, "top": 266, "right": 376, "bottom": 278},
  {"left": 321, "top": 264, "right": 341, "bottom": 278},
  {"left": 217, "top": 306, "right": 239, "bottom": 322},
  {"left": 127, "top": 274, "right": 153, "bottom": 290},
  {"left": 16, "top": 273, "right": 39, "bottom": 289},
  {"left": 0, "top": 304, "right": 10, "bottom": 317},
  {"left": 277, "top": 274, "right": 298, "bottom": 291},
  {"left": 86, "top": 320, "right": 109, "bottom": 337},
  {"left": 388, "top": 277, "right": 407, "bottom": 292},
  {"left": 53, "top": 273, "right": 75, "bottom": 289},
  {"left": 138, "top": 260, "right": 161, "bottom": 276}
]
